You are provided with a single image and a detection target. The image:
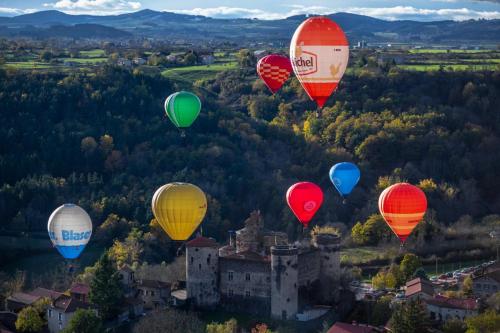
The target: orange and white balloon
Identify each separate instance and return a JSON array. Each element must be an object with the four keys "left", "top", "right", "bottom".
[{"left": 290, "top": 16, "right": 349, "bottom": 108}]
